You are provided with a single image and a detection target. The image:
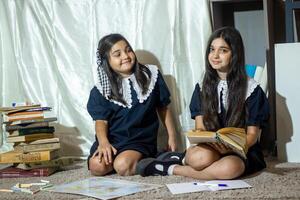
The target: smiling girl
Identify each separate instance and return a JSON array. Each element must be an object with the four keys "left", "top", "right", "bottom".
[
  {"left": 87, "top": 34, "right": 177, "bottom": 176},
  {"left": 137, "top": 27, "right": 269, "bottom": 180}
]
